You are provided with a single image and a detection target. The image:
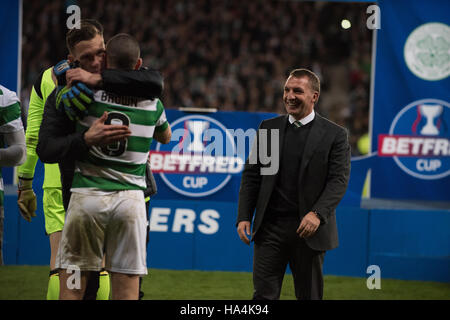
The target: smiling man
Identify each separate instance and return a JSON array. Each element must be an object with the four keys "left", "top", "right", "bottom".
[
  {"left": 237, "top": 68, "right": 351, "bottom": 300},
  {"left": 283, "top": 72, "right": 320, "bottom": 121}
]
